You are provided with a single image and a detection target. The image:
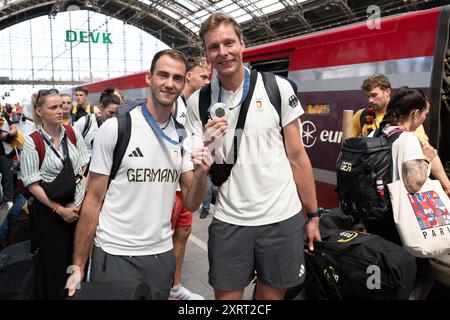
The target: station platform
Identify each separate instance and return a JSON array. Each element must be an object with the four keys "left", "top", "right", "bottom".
[{"left": 174, "top": 205, "right": 255, "bottom": 300}]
